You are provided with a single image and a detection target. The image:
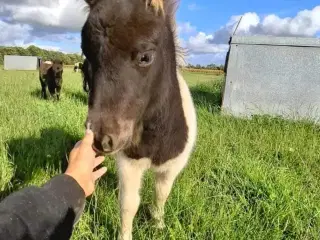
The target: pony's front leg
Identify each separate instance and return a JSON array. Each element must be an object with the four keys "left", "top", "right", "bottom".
[
  {"left": 151, "top": 170, "right": 180, "bottom": 229},
  {"left": 56, "top": 86, "right": 61, "bottom": 101},
  {"left": 116, "top": 155, "right": 148, "bottom": 240}
]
